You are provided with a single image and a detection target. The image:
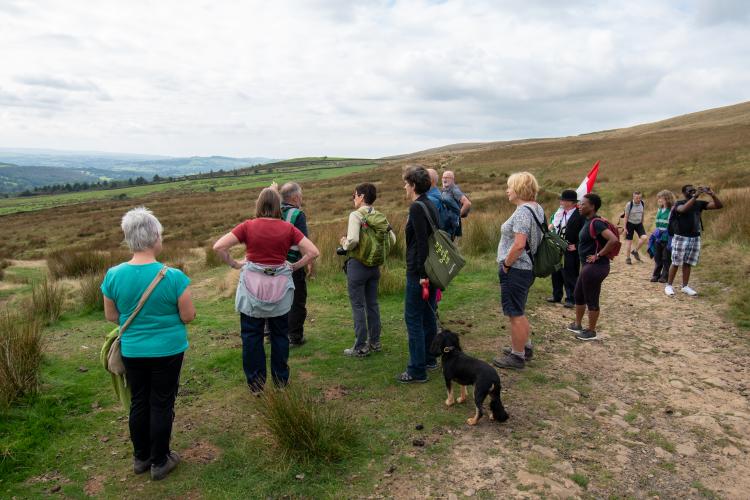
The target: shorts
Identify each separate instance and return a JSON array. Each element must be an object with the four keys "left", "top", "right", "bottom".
[
  {"left": 671, "top": 235, "right": 700, "bottom": 266},
  {"left": 499, "top": 266, "right": 535, "bottom": 317},
  {"left": 625, "top": 222, "right": 646, "bottom": 241}
]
